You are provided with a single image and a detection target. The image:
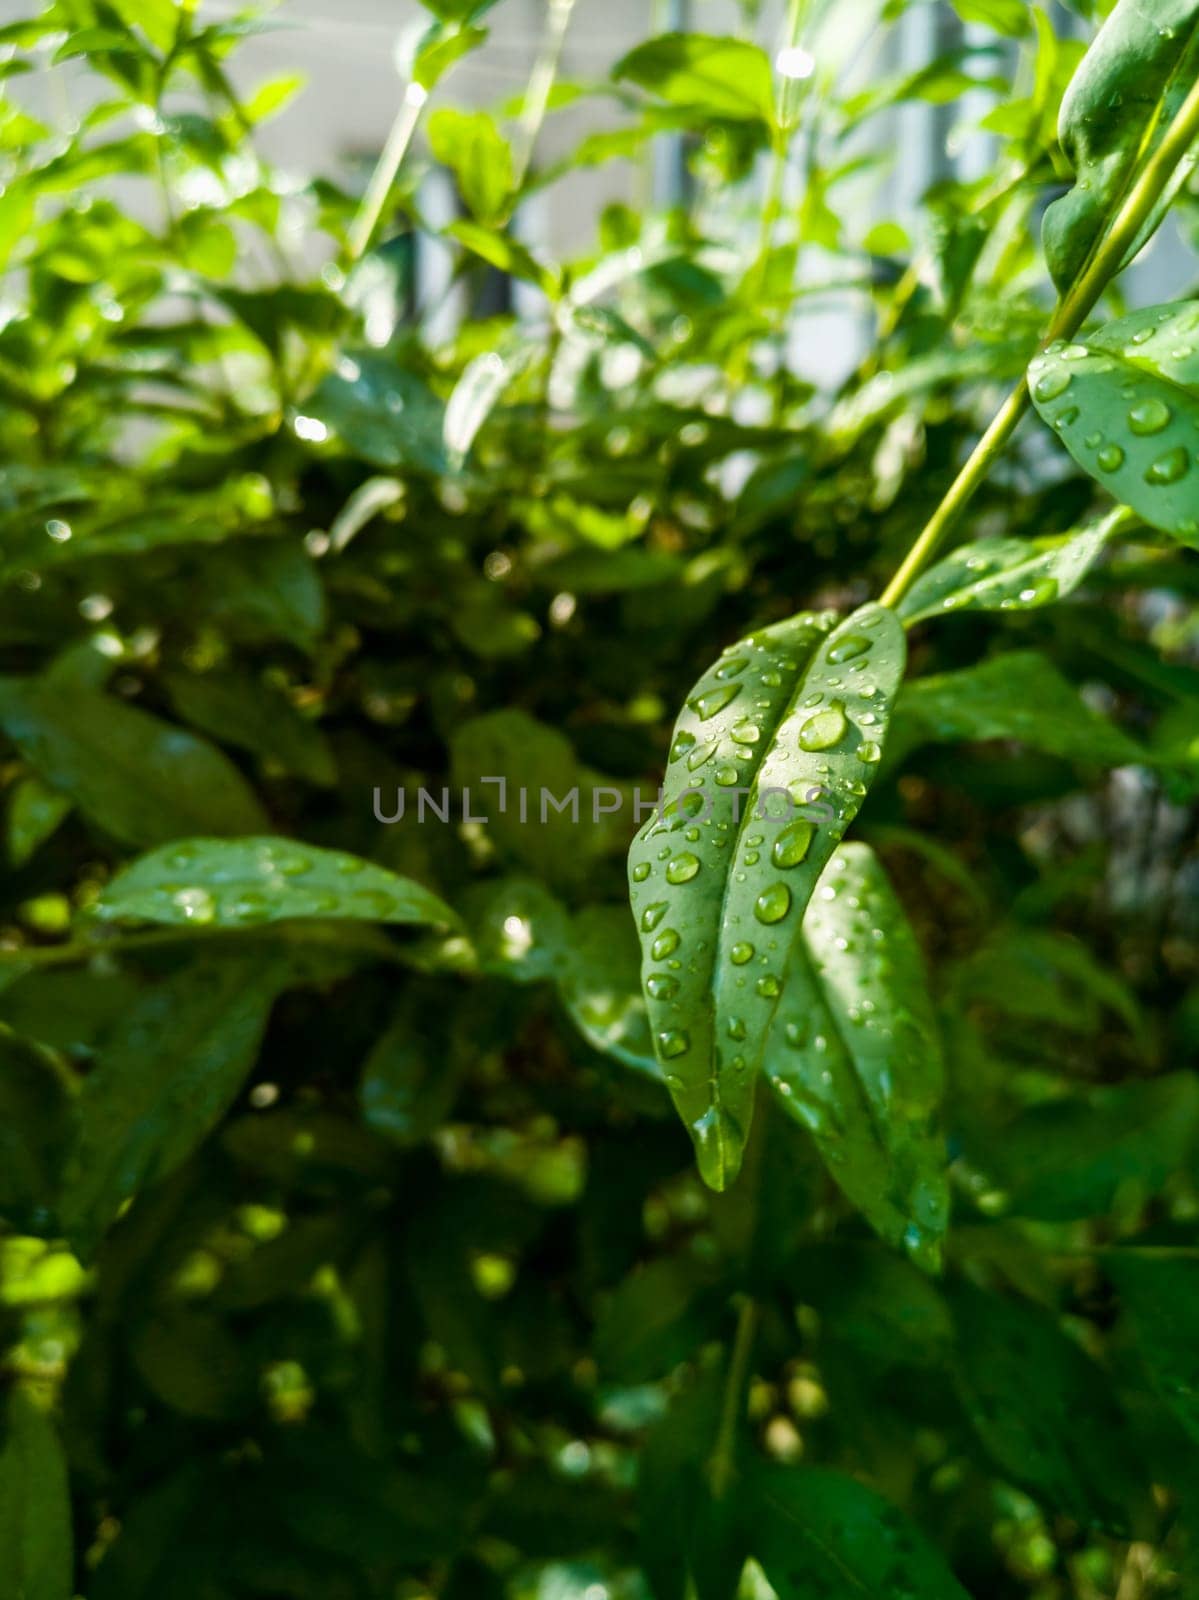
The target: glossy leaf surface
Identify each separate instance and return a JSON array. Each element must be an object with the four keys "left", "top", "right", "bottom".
[
  {"left": 628, "top": 605, "right": 905, "bottom": 1190},
  {"left": 92, "top": 837, "right": 458, "bottom": 930},
  {"left": 1029, "top": 306, "right": 1199, "bottom": 543},
  {"left": 764, "top": 843, "right": 948, "bottom": 1268}
]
